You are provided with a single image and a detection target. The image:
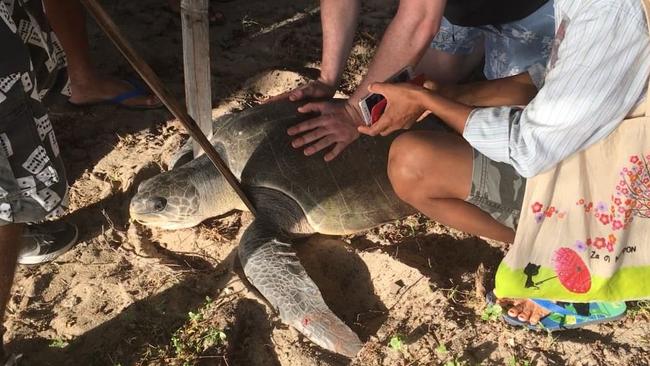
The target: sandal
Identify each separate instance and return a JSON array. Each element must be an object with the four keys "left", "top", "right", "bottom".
[
  {"left": 486, "top": 292, "right": 626, "bottom": 331},
  {"left": 68, "top": 79, "right": 163, "bottom": 110}
]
